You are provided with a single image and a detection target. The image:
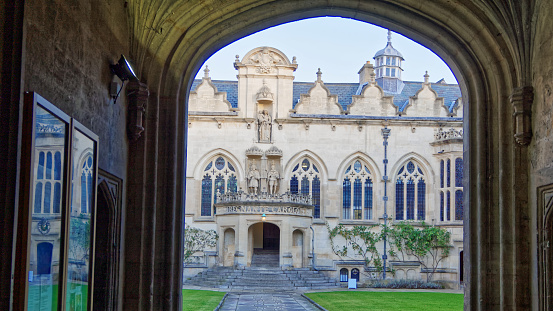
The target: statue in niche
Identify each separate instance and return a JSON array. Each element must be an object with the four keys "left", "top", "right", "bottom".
[
  {"left": 267, "top": 161, "right": 280, "bottom": 195},
  {"left": 258, "top": 110, "right": 272, "bottom": 142},
  {"left": 247, "top": 163, "right": 260, "bottom": 194}
]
